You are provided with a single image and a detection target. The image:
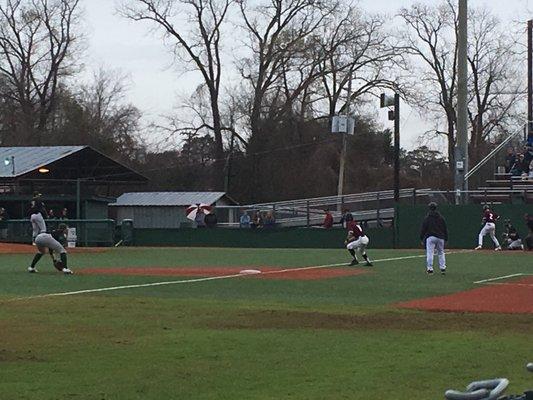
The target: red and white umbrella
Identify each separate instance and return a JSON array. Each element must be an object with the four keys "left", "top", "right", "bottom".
[{"left": 186, "top": 203, "right": 212, "bottom": 221}]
